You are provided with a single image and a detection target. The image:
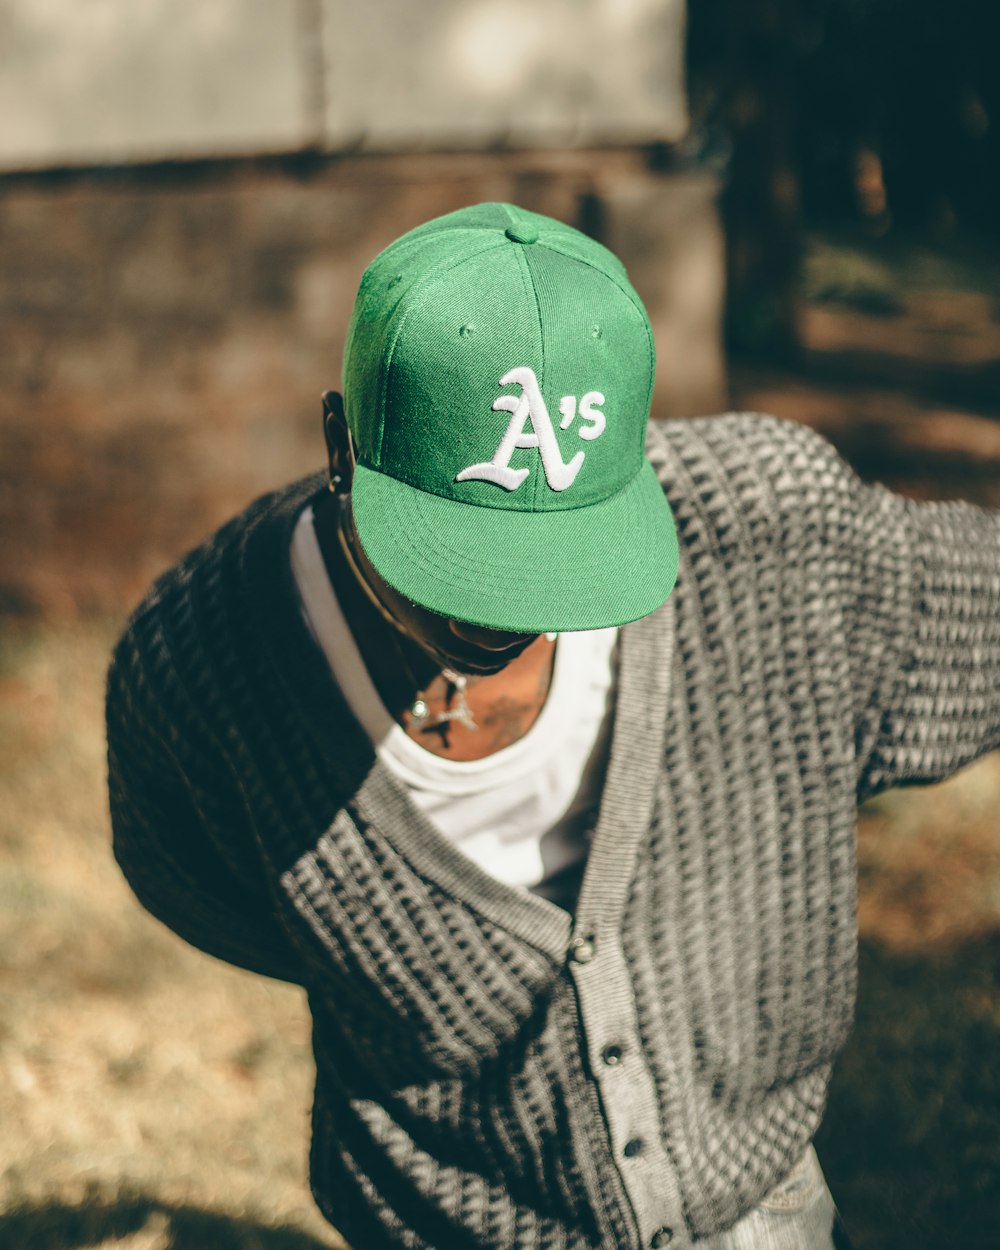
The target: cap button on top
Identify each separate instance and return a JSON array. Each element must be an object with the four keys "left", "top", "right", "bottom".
[{"left": 505, "top": 224, "right": 539, "bottom": 245}]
